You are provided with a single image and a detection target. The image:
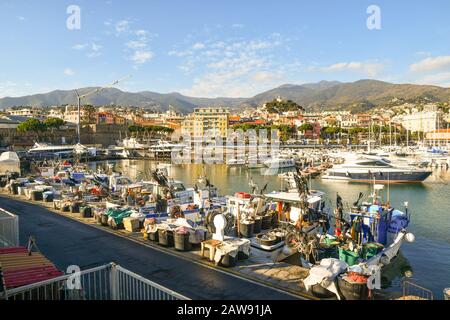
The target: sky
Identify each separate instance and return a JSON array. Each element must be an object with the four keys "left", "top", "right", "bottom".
[{"left": 1, "top": 0, "right": 450, "bottom": 98}]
